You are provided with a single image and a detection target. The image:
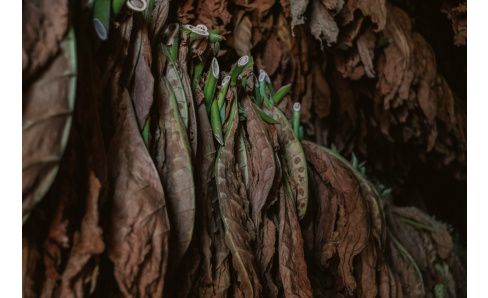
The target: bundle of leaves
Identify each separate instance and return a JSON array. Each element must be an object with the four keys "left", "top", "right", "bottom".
[{"left": 22, "top": 0, "right": 466, "bottom": 297}]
